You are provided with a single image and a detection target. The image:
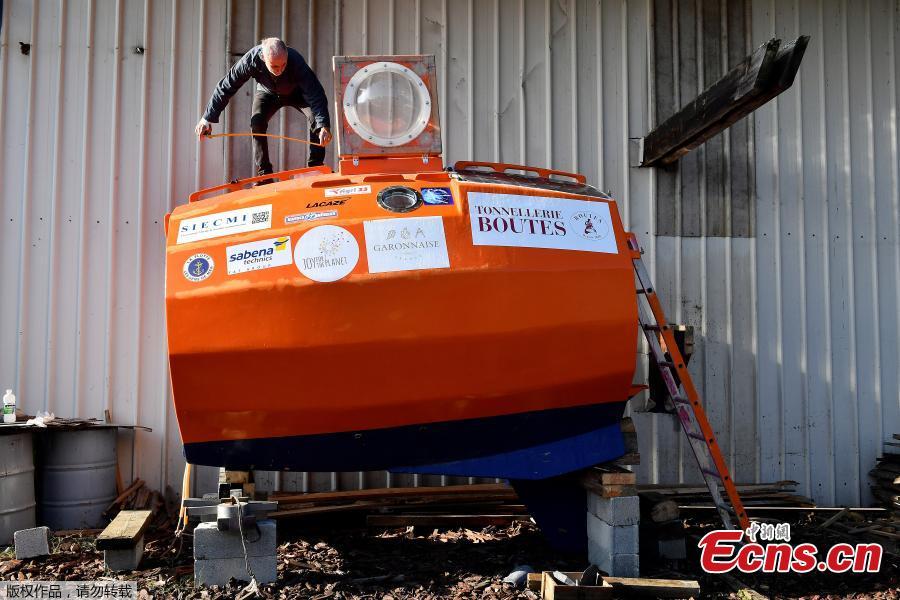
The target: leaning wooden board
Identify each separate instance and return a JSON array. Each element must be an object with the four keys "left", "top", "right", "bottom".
[{"left": 96, "top": 510, "right": 152, "bottom": 550}]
